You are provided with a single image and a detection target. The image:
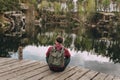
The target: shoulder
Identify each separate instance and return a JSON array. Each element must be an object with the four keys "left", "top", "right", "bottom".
[
  {"left": 48, "top": 46, "right": 53, "bottom": 51},
  {"left": 64, "top": 47, "right": 70, "bottom": 54},
  {"left": 64, "top": 47, "right": 69, "bottom": 51},
  {"left": 64, "top": 47, "right": 71, "bottom": 57},
  {"left": 46, "top": 46, "right": 53, "bottom": 56},
  {"left": 48, "top": 46, "right": 53, "bottom": 49}
]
